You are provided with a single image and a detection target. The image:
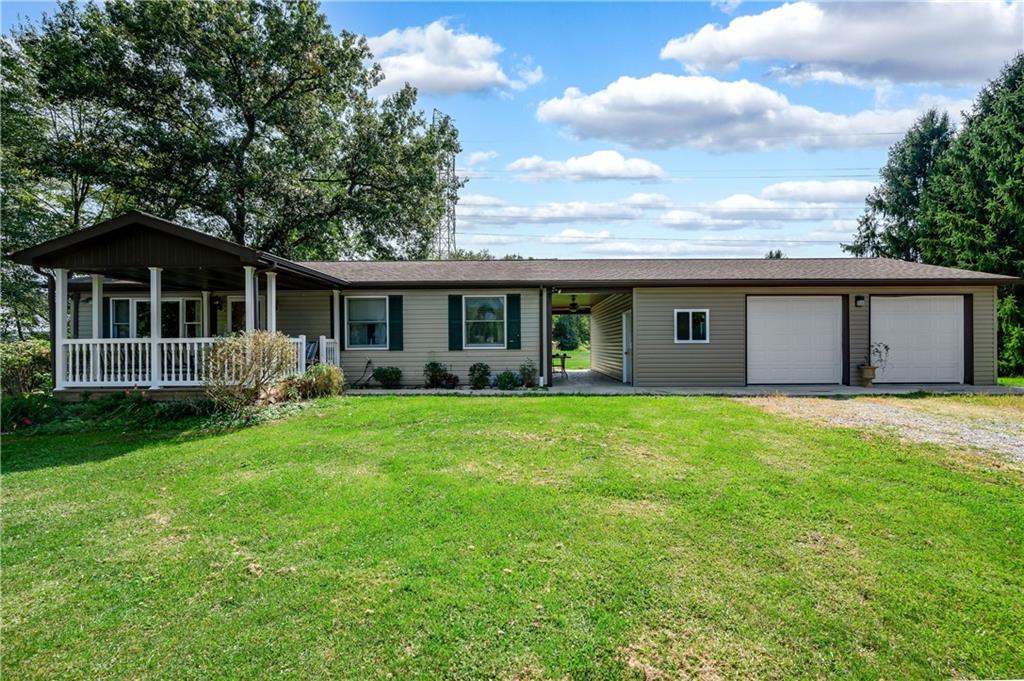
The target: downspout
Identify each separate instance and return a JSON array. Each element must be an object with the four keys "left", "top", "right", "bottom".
[{"left": 35, "top": 267, "right": 56, "bottom": 390}]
